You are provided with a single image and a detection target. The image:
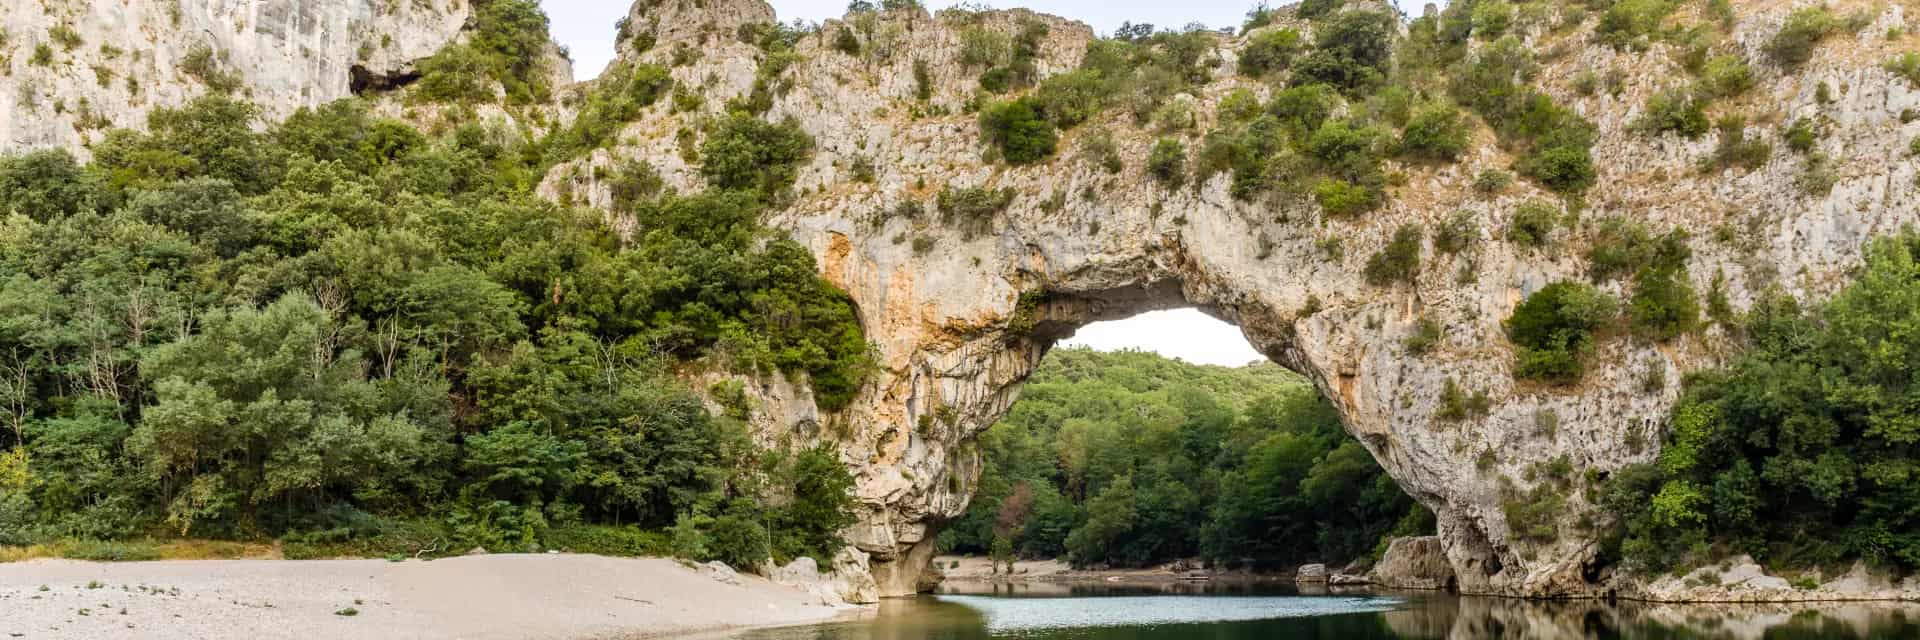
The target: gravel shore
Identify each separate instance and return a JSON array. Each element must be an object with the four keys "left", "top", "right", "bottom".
[{"left": 0, "top": 554, "right": 856, "bottom": 639}]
